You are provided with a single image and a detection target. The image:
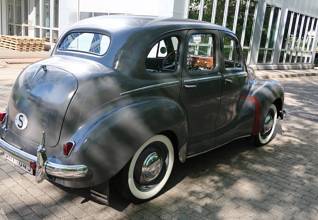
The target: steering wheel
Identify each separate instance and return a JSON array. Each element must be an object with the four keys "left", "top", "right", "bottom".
[{"left": 161, "top": 52, "right": 176, "bottom": 71}]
